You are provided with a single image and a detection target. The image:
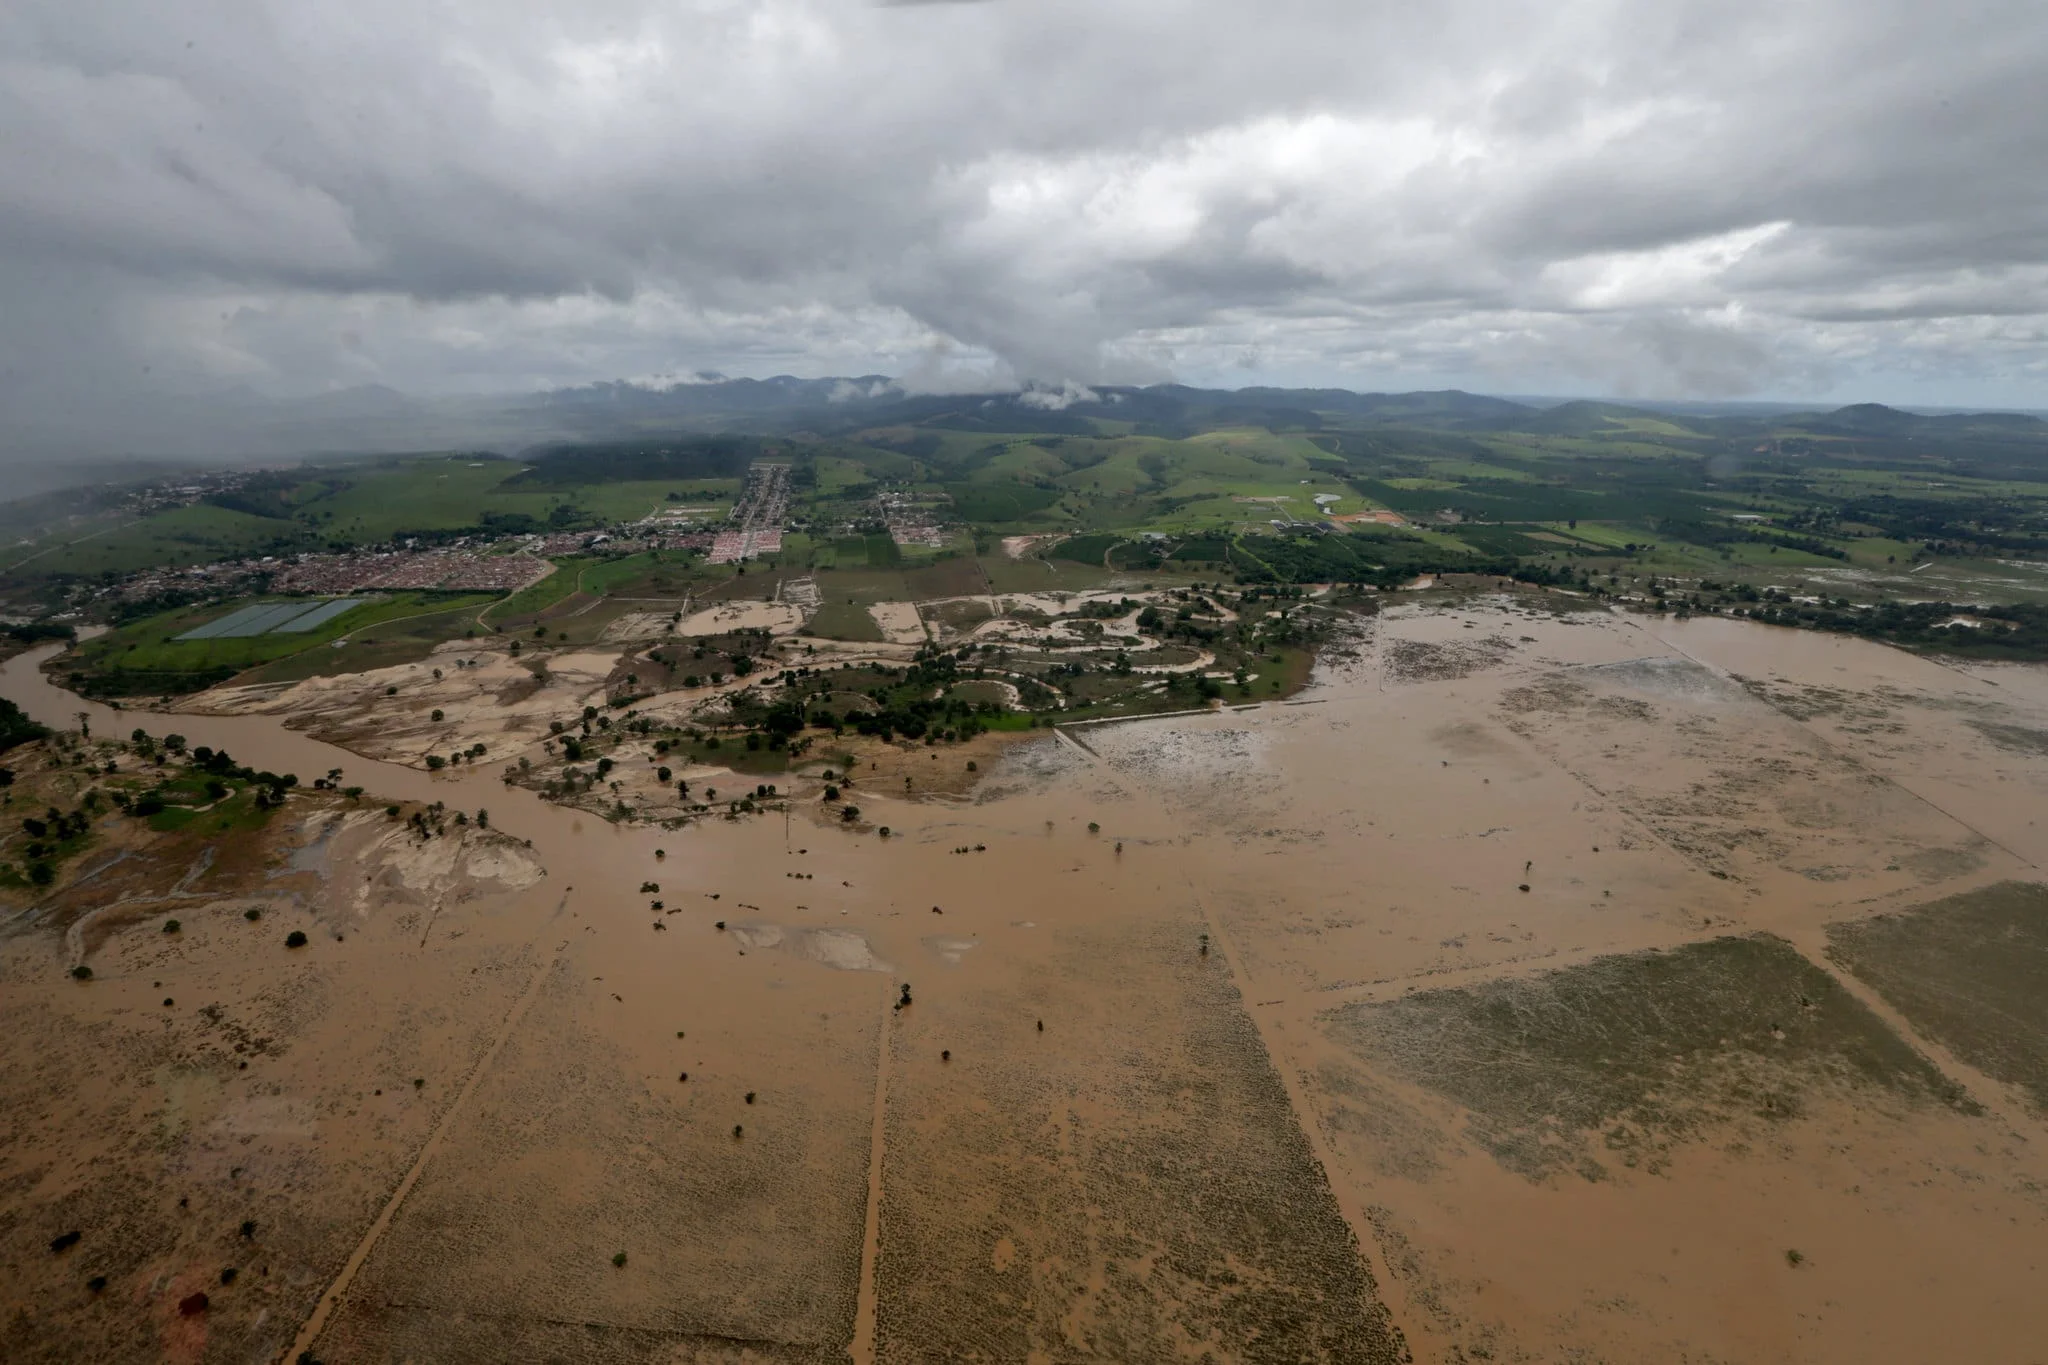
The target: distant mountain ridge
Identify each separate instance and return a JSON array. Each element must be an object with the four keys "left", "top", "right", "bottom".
[
  {"left": 1787, "top": 401, "right": 2048, "bottom": 436},
  {"left": 518, "top": 377, "right": 2045, "bottom": 439},
  {"left": 7, "top": 375, "right": 2042, "bottom": 499}
]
